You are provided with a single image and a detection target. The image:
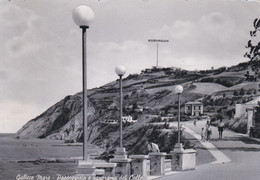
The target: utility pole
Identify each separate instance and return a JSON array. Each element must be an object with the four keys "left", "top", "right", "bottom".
[{"left": 148, "top": 39, "right": 169, "bottom": 68}]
